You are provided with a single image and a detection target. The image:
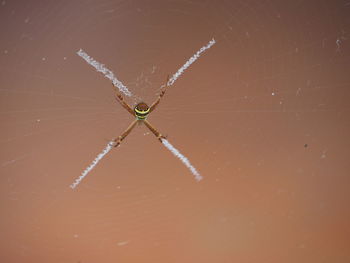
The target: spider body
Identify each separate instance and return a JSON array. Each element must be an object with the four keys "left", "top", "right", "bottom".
[
  {"left": 134, "top": 102, "right": 150, "bottom": 120},
  {"left": 112, "top": 77, "right": 168, "bottom": 147}
]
